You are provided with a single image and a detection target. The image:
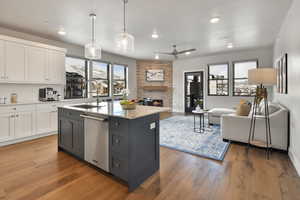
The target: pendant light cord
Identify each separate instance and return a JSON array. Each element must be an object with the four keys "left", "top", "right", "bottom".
[
  {"left": 90, "top": 13, "right": 96, "bottom": 42},
  {"left": 123, "top": 0, "right": 128, "bottom": 33}
]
